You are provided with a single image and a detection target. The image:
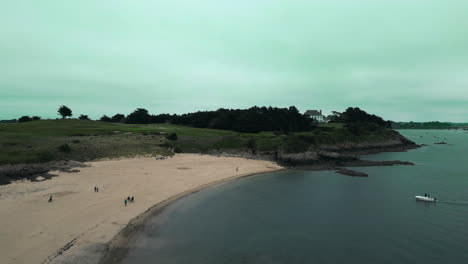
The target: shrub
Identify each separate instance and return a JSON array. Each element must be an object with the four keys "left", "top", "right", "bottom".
[
  {"left": 100, "top": 115, "right": 111, "bottom": 122},
  {"left": 79, "top": 114, "right": 90, "bottom": 120},
  {"left": 32, "top": 116, "right": 41, "bottom": 121},
  {"left": 247, "top": 137, "right": 257, "bottom": 155},
  {"left": 111, "top": 114, "right": 125, "bottom": 123},
  {"left": 37, "top": 151, "right": 55, "bottom": 162},
  {"left": 282, "top": 135, "right": 309, "bottom": 153},
  {"left": 173, "top": 146, "right": 183, "bottom": 153},
  {"left": 166, "top": 133, "right": 178, "bottom": 141},
  {"left": 57, "top": 144, "right": 71, "bottom": 153},
  {"left": 72, "top": 140, "right": 80, "bottom": 144},
  {"left": 18, "top": 116, "right": 32, "bottom": 123}
]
